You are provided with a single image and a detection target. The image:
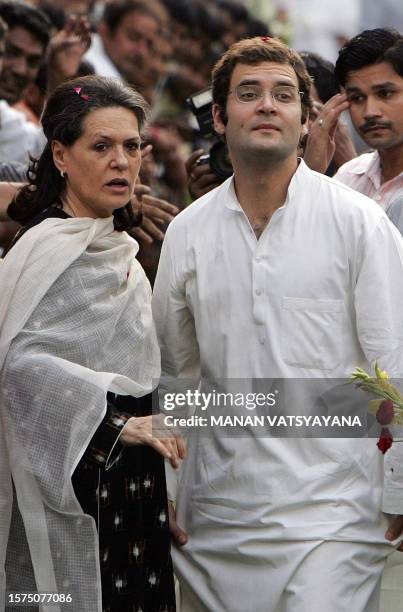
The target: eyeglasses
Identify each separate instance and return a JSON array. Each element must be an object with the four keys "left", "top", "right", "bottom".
[{"left": 230, "top": 84, "right": 304, "bottom": 105}]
